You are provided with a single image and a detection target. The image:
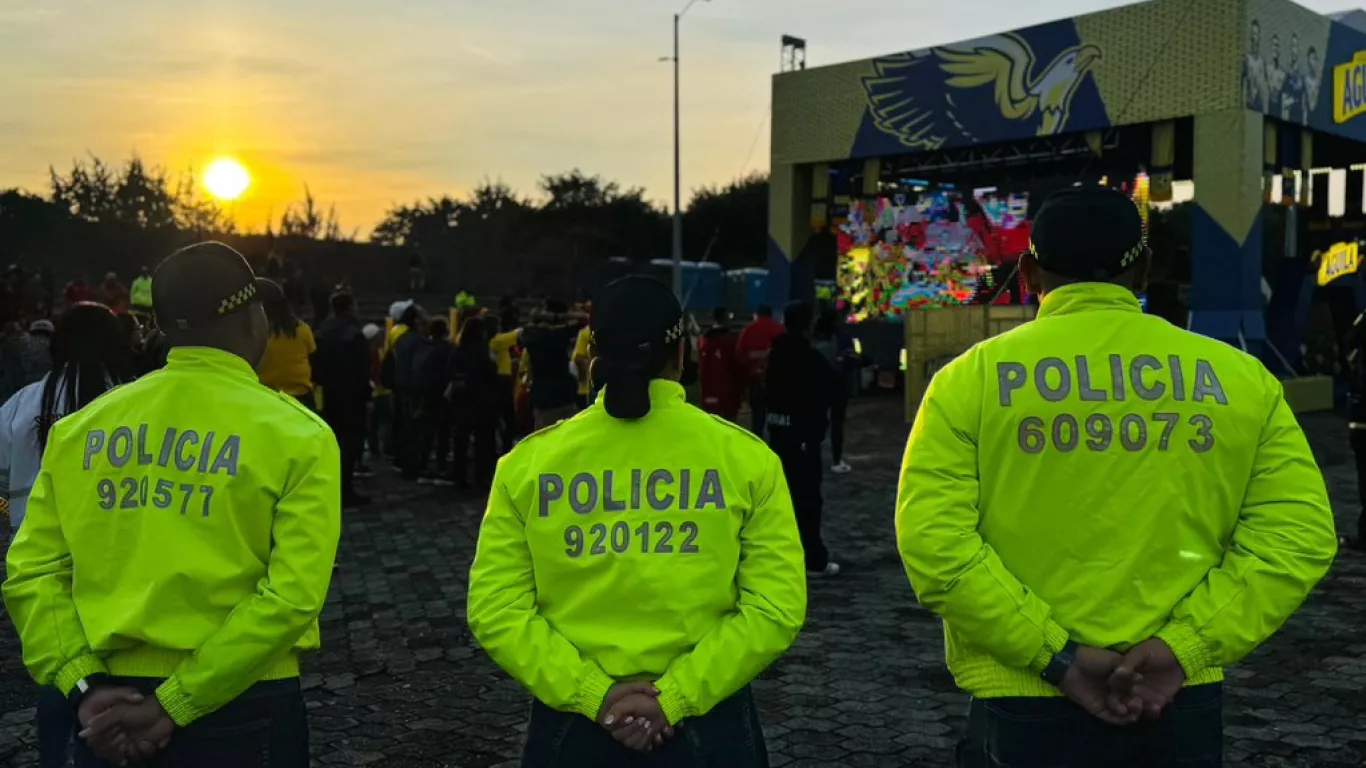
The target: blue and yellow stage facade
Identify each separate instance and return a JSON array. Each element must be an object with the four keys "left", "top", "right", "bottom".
[{"left": 769, "top": 0, "right": 1366, "bottom": 353}]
